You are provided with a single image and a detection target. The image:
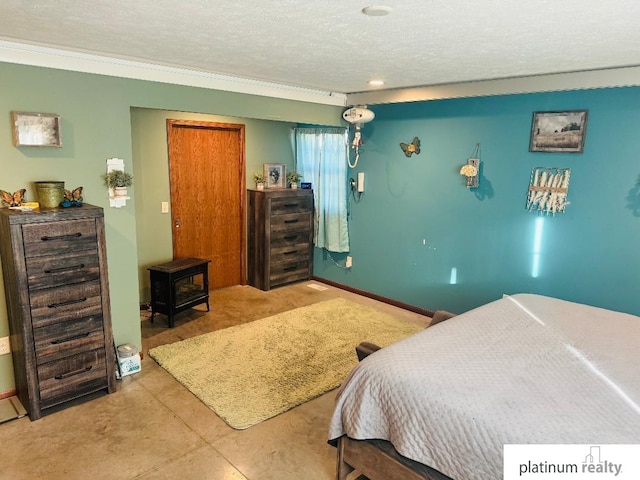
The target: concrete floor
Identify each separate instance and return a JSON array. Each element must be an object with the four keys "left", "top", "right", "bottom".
[{"left": 0, "top": 281, "right": 430, "bottom": 480}]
